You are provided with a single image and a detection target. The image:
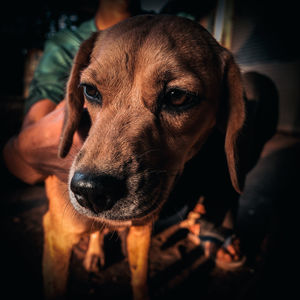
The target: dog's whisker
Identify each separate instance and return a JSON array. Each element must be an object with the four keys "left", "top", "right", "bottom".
[
  {"left": 99, "top": 222, "right": 104, "bottom": 233},
  {"left": 61, "top": 195, "right": 73, "bottom": 228},
  {"left": 134, "top": 148, "right": 161, "bottom": 161},
  {"left": 89, "top": 219, "right": 96, "bottom": 234},
  {"left": 58, "top": 186, "right": 84, "bottom": 225},
  {"left": 100, "top": 222, "right": 107, "bottom": 233},
  {"left": 150, "top": 215, "right": 156, "bottom": 233},
  {"left": 108, "top": 229, "right": 117, "bottom": 241}
]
